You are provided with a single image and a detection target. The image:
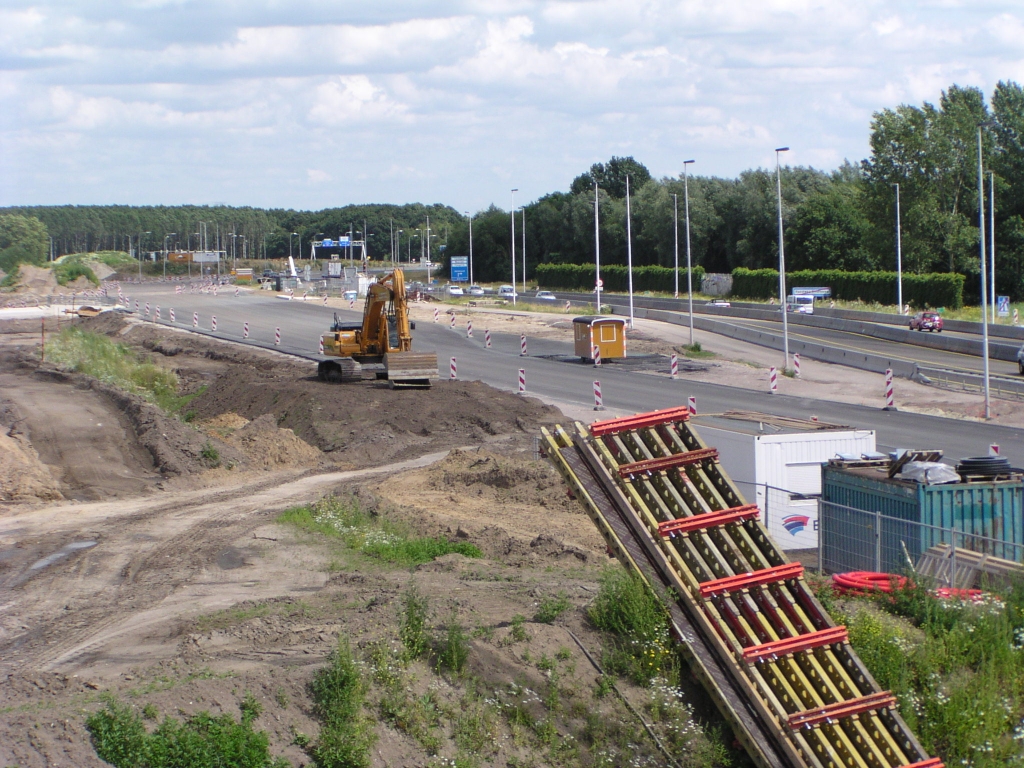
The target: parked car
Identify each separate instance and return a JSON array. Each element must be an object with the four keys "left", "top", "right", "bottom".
[
  {"left": 535, "top": 290, "right": 556, "bottom": 301},
  {"left": 1017, "top": 343, "right": 1024, "bottom": 375},
  {"left": 448, "top": 285, "right": 464, "bottom": 297},
  {"left": 909, "top": 311, "right": 943, "bottom": 332},
  {"left": 468, "top": 284, "right": 485, "bottom": 296},
  {"left": 706, "top": 299, "right": 731, "bottom": 308}
]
